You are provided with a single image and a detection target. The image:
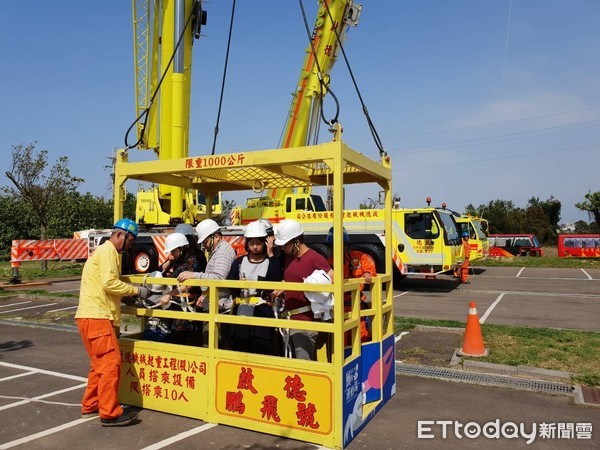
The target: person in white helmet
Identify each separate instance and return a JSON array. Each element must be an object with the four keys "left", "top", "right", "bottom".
[
  {"left": 149, "top": 232, "right": 205, "bottom": 345},
  {"left": 159, "top": 223, "right": 207, "bottom": 274},
  {"left": 178, "top": 218, "right": 236, "bottom": 313},
  {"left": 227, "top": 220, "right": 283, "bottom": 354},
  {"left": 228, "top": 220, "right": 282, "bottom": 297},
  {"left": 271, "top": 219, "right": 333, "bottom": 360},
  {"left": 160, "top": 232, "right": 205, "bottom": 286}
]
